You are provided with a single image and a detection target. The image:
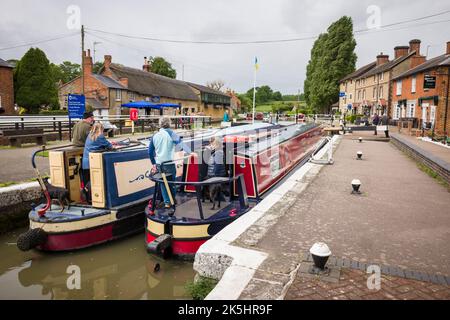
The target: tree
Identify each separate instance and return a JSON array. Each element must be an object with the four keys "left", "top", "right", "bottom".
[
  {"left": 246, "top": 85, "right": 274, "bottom": 104},
  {"left": 272, "top": 91, "right": 283, "bottom": 101},
  {"left": 15, "top": 48, "right": 59, "bottom": 113},
  {"left": 149, "top": 56, "right": 177, "bottom": 79},
  {"left": 304, "top": 16, "right": 357, "bottom": 113},
  {"left": 237, "top": 94, "right": 252, "bottom": 112},
  {"left": 93, "top": 61, "right": 103, "bottom": 74},
  {"left": 206, "top": 80, "right": 225, "bottom": 91}
]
